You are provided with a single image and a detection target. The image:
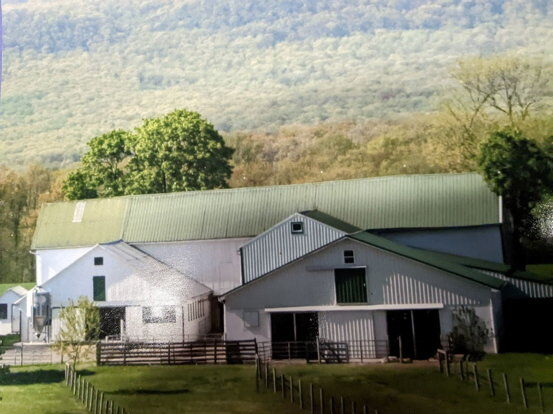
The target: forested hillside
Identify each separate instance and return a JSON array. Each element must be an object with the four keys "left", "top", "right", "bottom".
[{"left": 1, "top": 0, "right": 551, "bottom": 166}]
